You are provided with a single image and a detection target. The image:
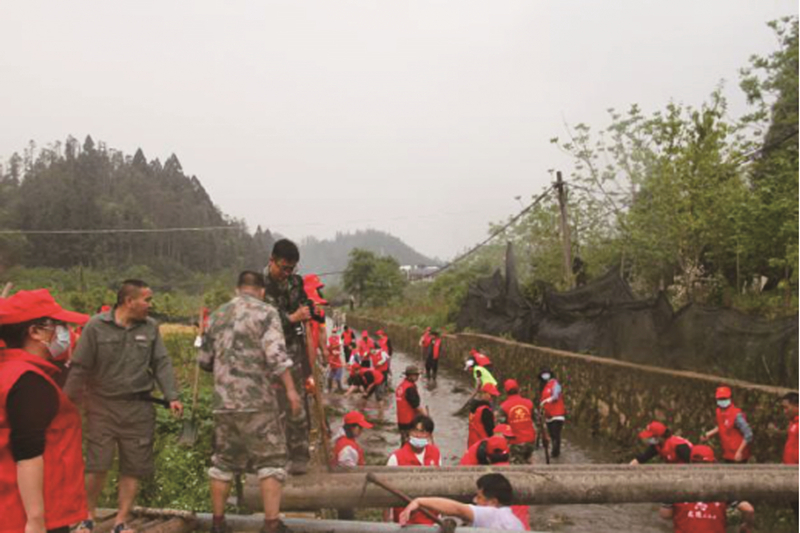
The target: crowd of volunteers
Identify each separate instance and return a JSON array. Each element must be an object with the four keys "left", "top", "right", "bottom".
[{"left": 0, "top": 238, "right": 797, "bottom": 533}]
